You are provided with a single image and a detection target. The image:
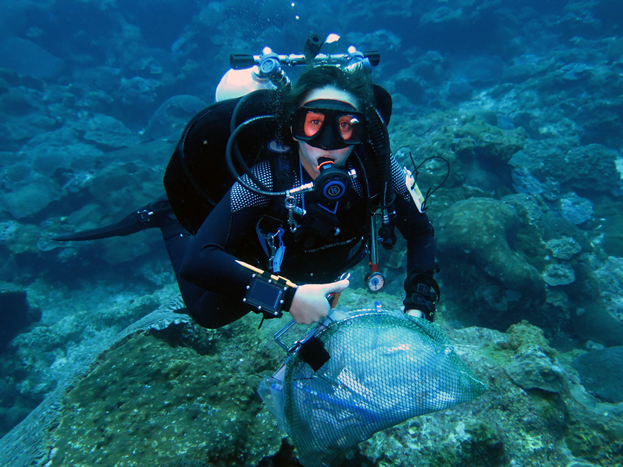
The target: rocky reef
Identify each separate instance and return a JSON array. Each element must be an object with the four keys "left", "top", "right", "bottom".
[
  {"left": 2, "top": 293, "right": 622, "bottom": 467},
  {"left": 1, "top": 0, "right": 623, "bottom": 464},
  {"left": 436, "top": 197, "right": 546, "bottom": 328}
]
